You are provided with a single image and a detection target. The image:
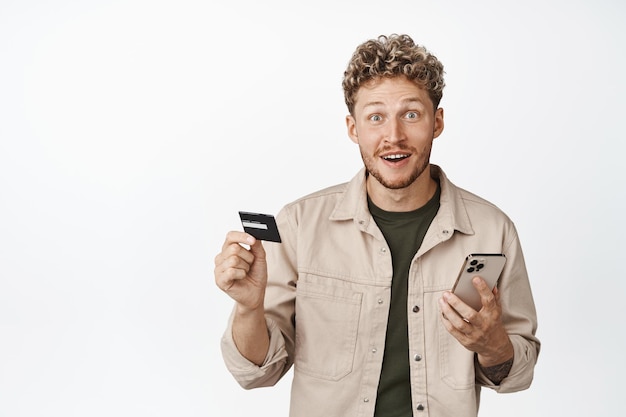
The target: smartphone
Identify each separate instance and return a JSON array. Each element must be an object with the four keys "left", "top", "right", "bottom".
[{"left": 451, "top": 253, "right": 506, "bottom": 311}]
